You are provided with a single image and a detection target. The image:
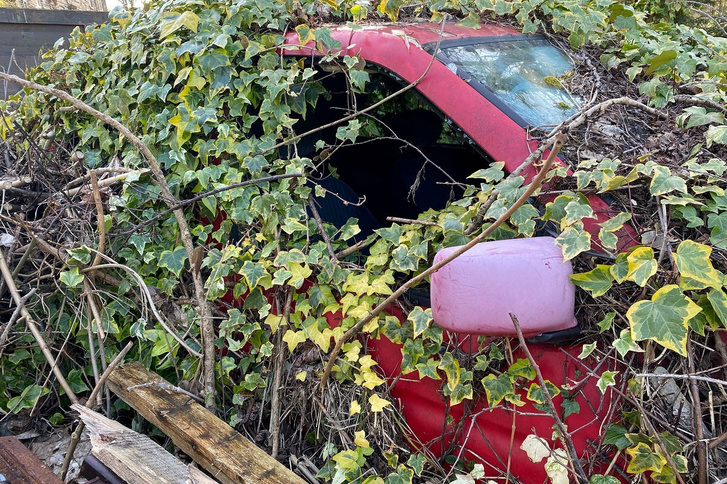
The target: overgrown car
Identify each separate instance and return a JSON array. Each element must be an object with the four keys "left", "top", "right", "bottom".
[{"left": 251, "top": 22, "right": 634, "bottom": 482}]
